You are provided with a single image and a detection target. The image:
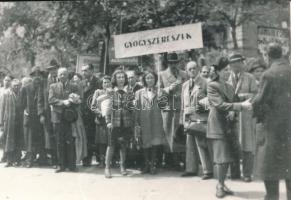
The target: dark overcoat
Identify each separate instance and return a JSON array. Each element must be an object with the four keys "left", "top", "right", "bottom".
[
  {"left": 252, "top": 58, "right": 291, "bottom": 180},
  {"left": 20, "top": 82, "right": 44, "bottom": 152},
  {"left": 81, "top": 76, "right": 101, "bottom": 149}
]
